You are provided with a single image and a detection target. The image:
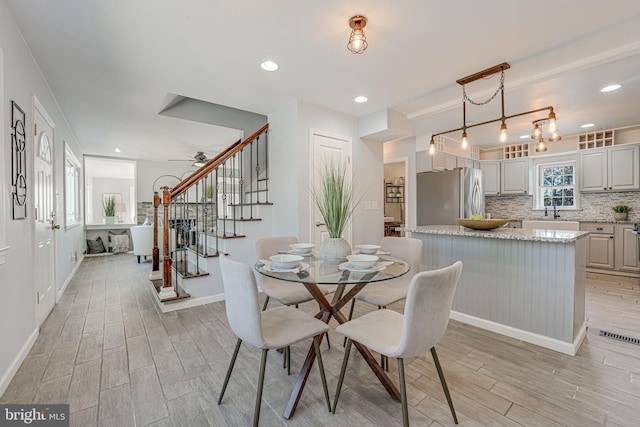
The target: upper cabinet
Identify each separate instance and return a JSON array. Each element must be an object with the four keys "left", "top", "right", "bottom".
[
  {"left": 417, "top": 150, "right": 476, "bottom": 173},
  {"left": 501, "top": 158, "right": 530, "bottom": 195},
  {"left": 579, "top": 144, "right": 639, "bottom": 192},
  {"left": 480, "top": 161, "right": 501, "bottom": 195}
]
